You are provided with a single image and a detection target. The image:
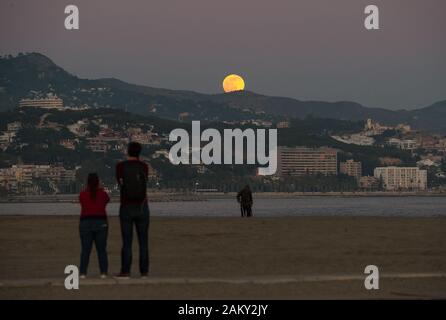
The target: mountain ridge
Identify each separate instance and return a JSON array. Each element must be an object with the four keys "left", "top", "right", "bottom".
[{"left": 1, "top": 52, "right": 445, "bottom": 133}]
